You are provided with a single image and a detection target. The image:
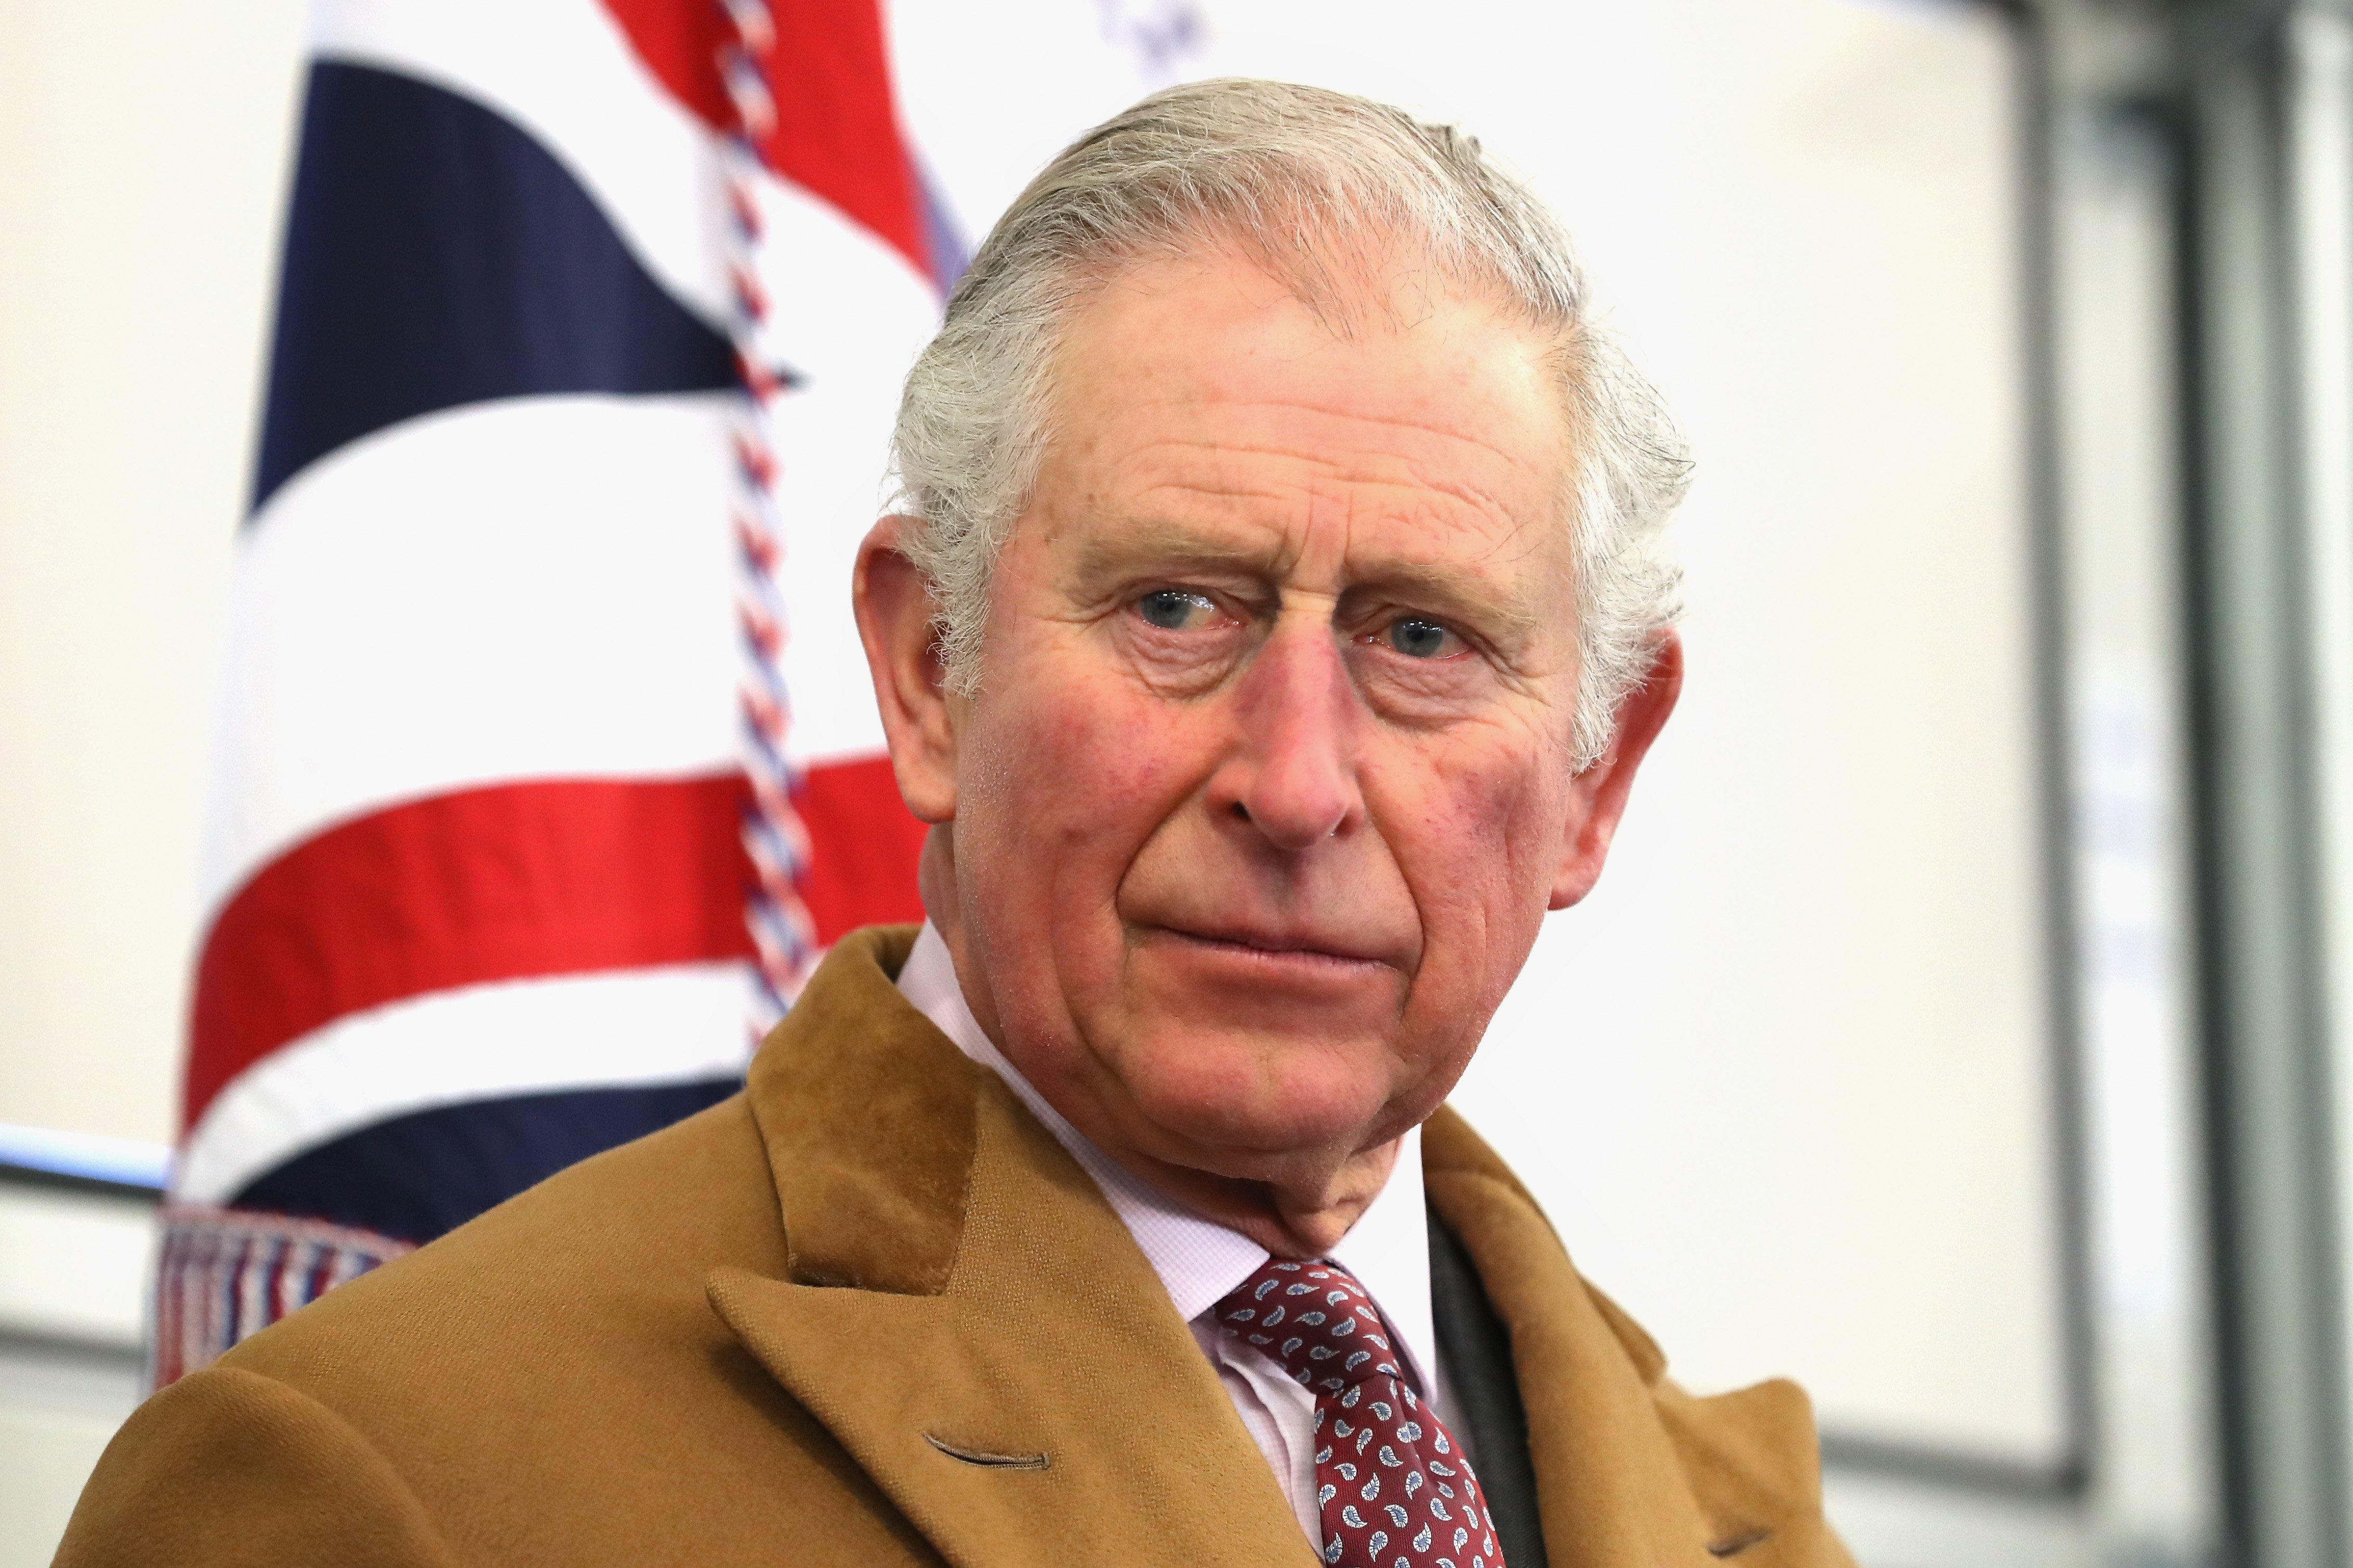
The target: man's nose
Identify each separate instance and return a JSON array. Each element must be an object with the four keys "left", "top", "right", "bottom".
[{"left": 1212, "top": 621, "right": 1364, "bottom": 851}]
